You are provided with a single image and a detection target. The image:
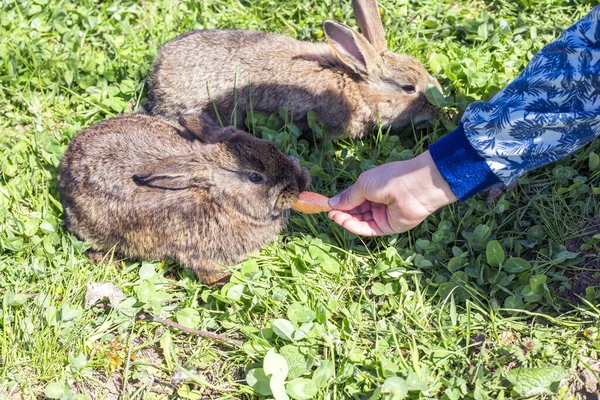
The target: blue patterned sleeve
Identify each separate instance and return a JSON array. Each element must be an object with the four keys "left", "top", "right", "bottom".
[{"left": 430, "top": 6, "right": 600, "bottom": 201}]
